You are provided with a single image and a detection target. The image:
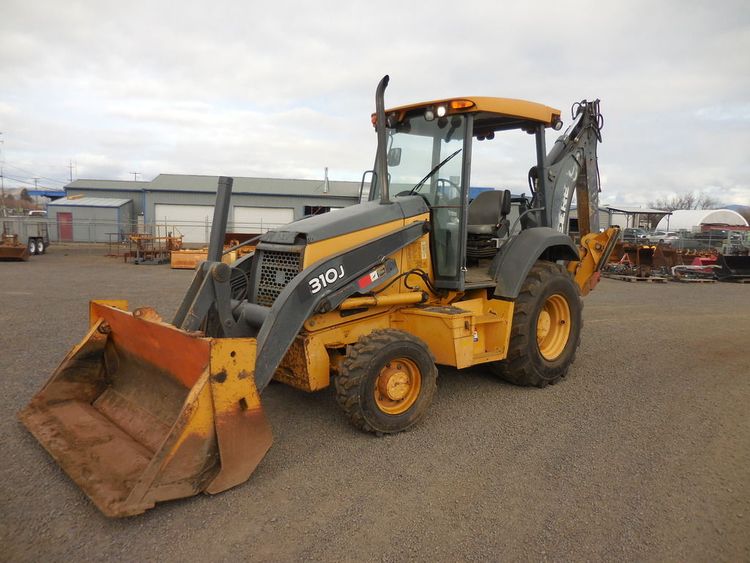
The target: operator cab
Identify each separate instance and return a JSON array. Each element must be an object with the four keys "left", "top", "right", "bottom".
[{"left": 364, "top": 97, "right": 562, "bottom": 291}]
